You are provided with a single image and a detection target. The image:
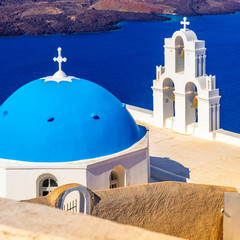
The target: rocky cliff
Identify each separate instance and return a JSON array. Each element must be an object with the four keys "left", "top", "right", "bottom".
[
  {"left": 91, "top": 0, "right": 240, "bottom": 15},
  {"left": 0, "top": 0, "right": 169, "bottom": 36},
  {"left": 0, "top": 0, "right": 239, "bottom": 36}
]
